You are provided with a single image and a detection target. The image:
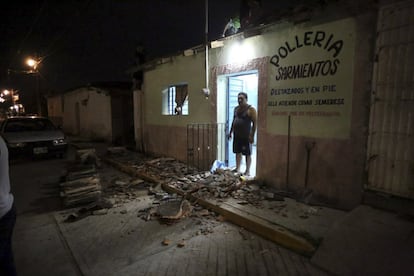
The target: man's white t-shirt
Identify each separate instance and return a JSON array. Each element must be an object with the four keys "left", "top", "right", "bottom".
[{"left": 0, "top": 136, "right": 13, "bottom": 218}]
